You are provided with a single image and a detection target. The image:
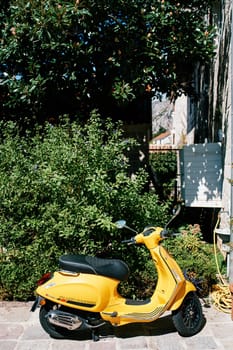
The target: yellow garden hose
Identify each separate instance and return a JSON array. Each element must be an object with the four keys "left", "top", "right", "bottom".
[
  {"left": 211, "top": 216, "right": 232, "bottom": 314},
  {"left": 211, "top": 284, "right": 232, "bottom": 313}
]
